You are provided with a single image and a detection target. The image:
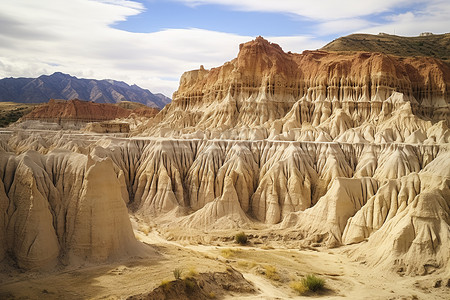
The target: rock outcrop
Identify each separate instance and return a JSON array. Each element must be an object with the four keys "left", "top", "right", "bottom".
[
  {"left": 0, "top": 149, "right": 144, "bottom": 270},
  {"left": 22, "top": 99, "right": 159, "bottom": 123},
  {"left": 137, "top": 37, "right": 449, "bottom": 138}
]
